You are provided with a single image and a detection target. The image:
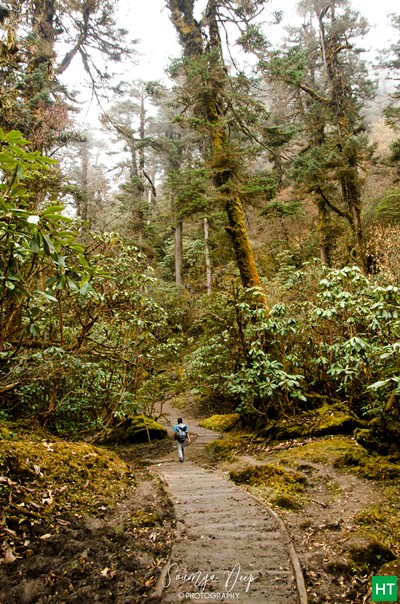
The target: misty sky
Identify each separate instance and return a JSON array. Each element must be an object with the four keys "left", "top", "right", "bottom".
[
  {"left": 63, "top": 0, "right": 398, "bottom": 126},
  {"left": 125, "top": 0, "right": 398, "bottom": 82}
]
